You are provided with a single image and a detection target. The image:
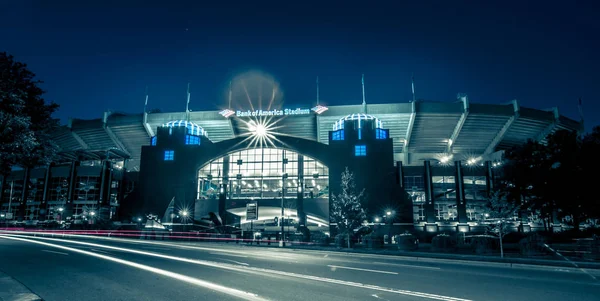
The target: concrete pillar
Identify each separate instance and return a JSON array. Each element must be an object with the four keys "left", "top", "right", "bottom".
[
  {"left": 296, "top": 155, "right": 306, "bottom": 227},
  {"left": 65, "top": 161, "right": 79, "bottom": 217},
  {"left": 396, "top": 161, "right": 404, "bottom": 188},
  {"left": 423, "top": 160, "right": 436, "bottom": 224},
  {"left": 485, "top": 161, "right": 494, "bottom": 197},
  {"left": 18, "top": 167, "right": 30, "bottom": 221},
  {"left": 454, "top": 161, "right": 467, "bottom": 223},
  {"left": 218, "top": 156, "right": 230, "bottom": 226},
  {"left": 40, "top": 164, "right": 52, "bottom": 220}
]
